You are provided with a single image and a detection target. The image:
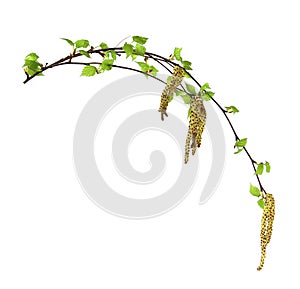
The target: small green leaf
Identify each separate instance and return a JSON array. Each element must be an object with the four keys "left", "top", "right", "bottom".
[
  {"left": 225, "top": 106, "right": 239, "bottom": 113},
  {"left": 234, "top": 148, "right": 244, "bottom": 154},
  {"left": 148, "top": 65, "right": 158, "bottom": 76},
  {"left": 184, "top": 72, "right": 191, "bottom": 78},
  {"left": 256, "top": 163, "right": 264, "bottom": 175},
  {"left": 181, "top": 60, "right": 192, "bottom": 70},
  {"left": 200, "top": 83, "right": 211, "bottom": 92},
  {"left": 181, "top": 94, "right": 191, "bottom": 104},
  {"left": 79, "top": 50, "right": 90, "bottom": 58},
  {"left": 250, "top": 183, "right": 261, "bottom": 197},
  {"left": 168, "top": 95, "right": 173, "bottom": 103},
  {"left": 265, "top": 161, "right": 271, "bottom": 173},
  {"left": 235, "top": 138, "right": 247, "bottom": 148},
  {"left": 75, "top": 39, "right": 89, "bottom": 48},
  {"left": 174, "top": 47, "right": 182, "bottom": 61},
  {"left": 61, "top": 38, "right": 74, "bottom": 46},
  {"left": 23, "top": 60, "right": 41, "bottom": 71},
  {"left": 101, "top": 59, "right": 114, "bottom": 71},
  {"left": 25, "top": 52, "right": 39, "bottom": 61},
  {"left": 137, "top": 62, "right": 149, "bottom": 72},
  {"left": 81, "top": 65, "right": 97, "bottom": 77},
  {"left": 99, "top": 42, "right": 109, "bottom": 49},
  {"left": 132, "top": 36, "right": 148, "bottom": 45},
  {"left": 185, "top": 83, "right": 197, "bottom": 95},
  {"left": 110, "top": 50, "right": 117, "bottom": 60},
  {"left": 123, "top": 43, "right": 134, "bottom": 58},
  {"left": 187, "top": 108, "right": 191, "bottom": 118},
  {"left": 202, "top": 91, "right": 214, "bottom": 101},
  {"left": 257, "top": 198, "right": 265, "bottom": 209},
  {"left": 135, "top": 43, "right": 146, "bottom": 56}
]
